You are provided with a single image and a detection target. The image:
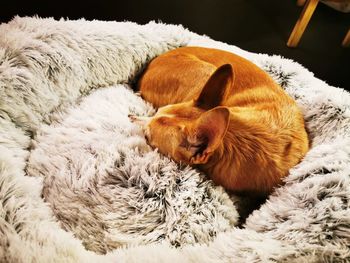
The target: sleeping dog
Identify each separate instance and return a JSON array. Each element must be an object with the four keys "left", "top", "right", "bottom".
[{"left": 130, "top": 47, "right": 309, "bottom": 196}]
